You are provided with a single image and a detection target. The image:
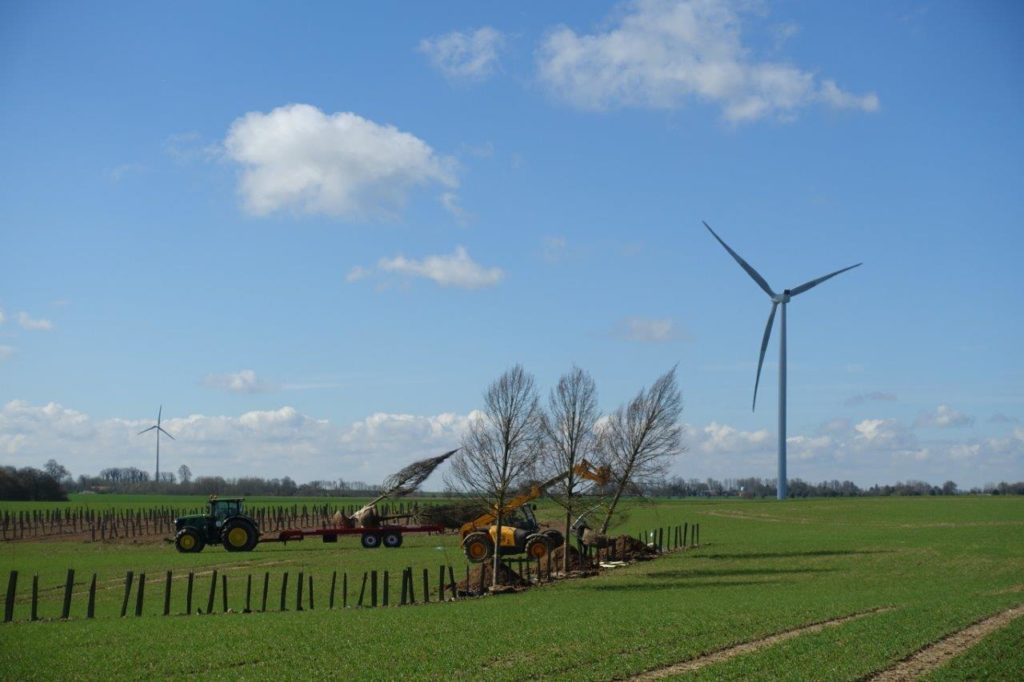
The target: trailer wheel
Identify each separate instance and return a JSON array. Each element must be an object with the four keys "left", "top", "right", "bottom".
[
  {"left": 175, "top": 528, "right": 205, "bottom": 553},
  {"left": 463, "top": 532, "right": 493, "bottom": 563},
  {"left": 222, "top": 519, "right": 258, "bottom": 552},
  {"left": 361, "top": 532, "right": 381, "bottom": 549},
  {"left": 382, "top": 531, "right": 403, "bottom": 548}
]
